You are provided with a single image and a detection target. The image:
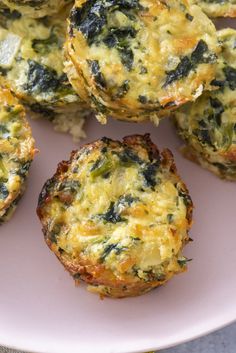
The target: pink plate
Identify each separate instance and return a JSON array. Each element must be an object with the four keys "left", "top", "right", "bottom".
[{"left": 0, "top": 18, "right": 235, "bottom": 353}]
